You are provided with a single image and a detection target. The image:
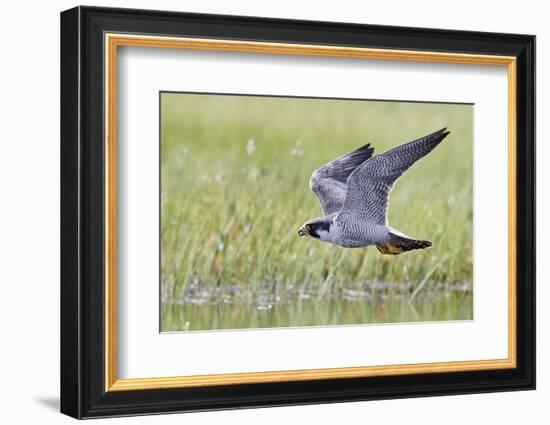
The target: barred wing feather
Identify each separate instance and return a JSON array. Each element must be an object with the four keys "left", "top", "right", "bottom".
[
  {"left": 309, "top": 143, "right": 374, "bottom": 215},
  {"left": 340, "top": 128, "right": 450, "bottom": 224}
]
